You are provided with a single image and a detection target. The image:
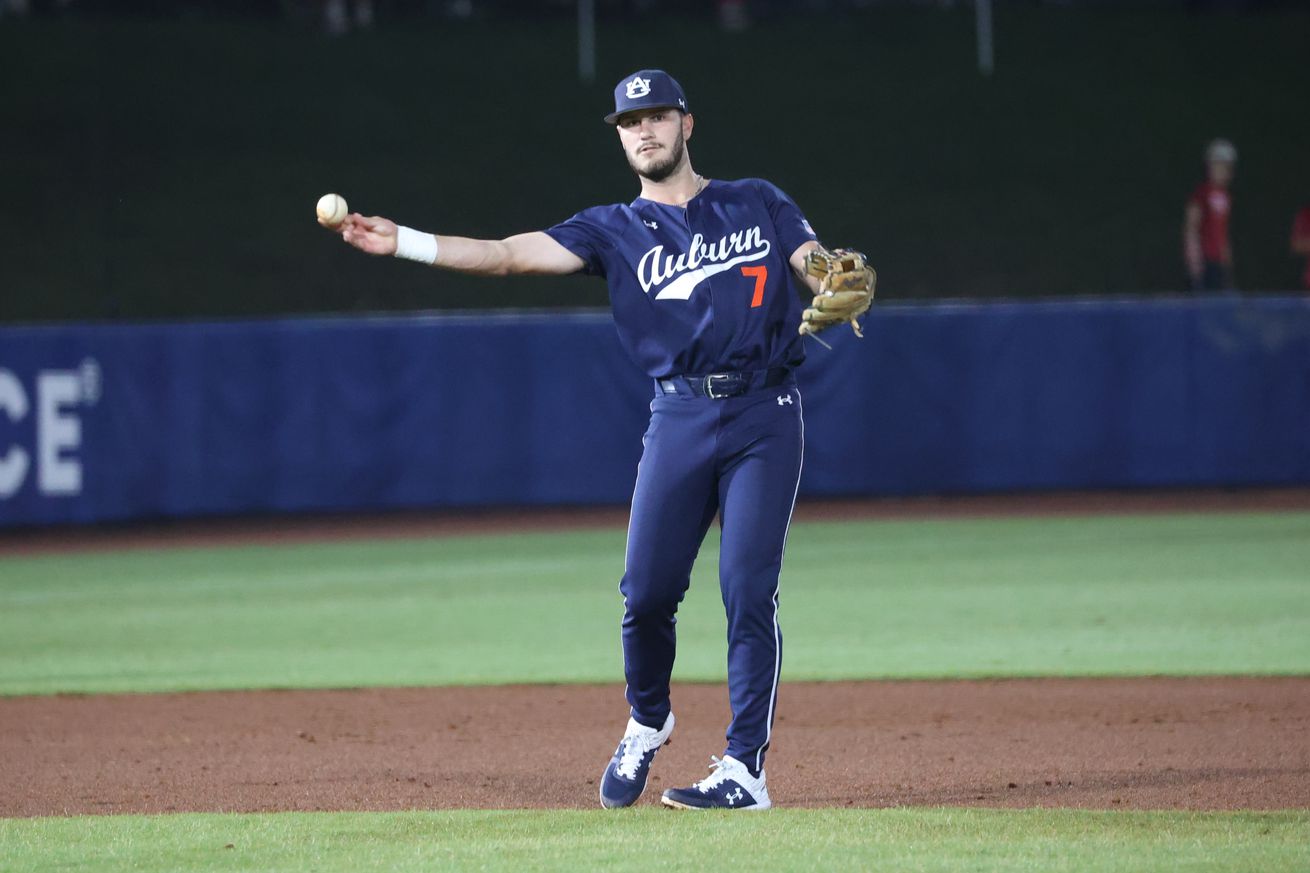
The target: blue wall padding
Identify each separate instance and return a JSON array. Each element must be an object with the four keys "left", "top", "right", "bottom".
[{"left": 1, "top": 296, "right": 1306, "bottom": 527}]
